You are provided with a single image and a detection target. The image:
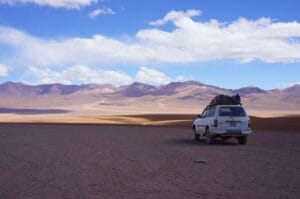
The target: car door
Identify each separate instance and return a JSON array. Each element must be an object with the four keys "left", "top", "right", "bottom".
[
  {"left": 195, "top": 109, "right": 207, "bottom": 134},
  {"left": 207, "top": 106, "right": 215, "bottom": 127},
  {"left": 202, "top": 108, "right": 211, "bottom": 130}
]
